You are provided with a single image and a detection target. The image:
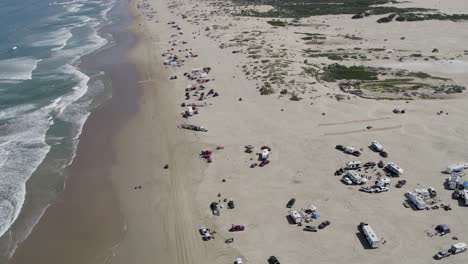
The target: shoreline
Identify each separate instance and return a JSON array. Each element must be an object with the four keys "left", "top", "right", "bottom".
[{"left": 9, "top": 0, "right": 137, "bottom": 262}]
